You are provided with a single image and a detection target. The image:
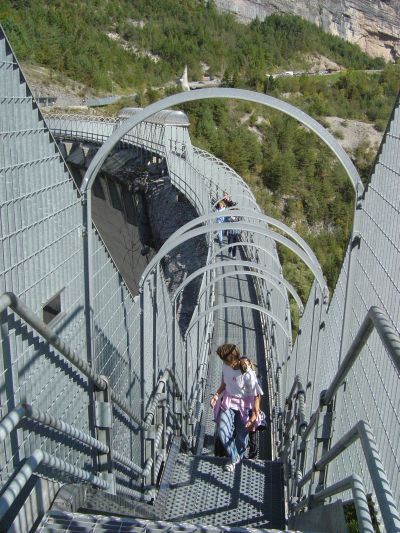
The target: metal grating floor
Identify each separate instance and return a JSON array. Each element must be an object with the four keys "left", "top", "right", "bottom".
[
  {"left": 162, "top": 247, "right": 284, "bottom": 530},
  {"left": 162, "top": 455, "right": 284, "bottom": 529},
  {"left": 38, "top": 510, "right": 289, "bottom": 532},
  {"left": 37, "top": 247, "right": 286, "bottom": 532},
  {"left": 197, "top": 249, "right": 271, "bottom": 460}
]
